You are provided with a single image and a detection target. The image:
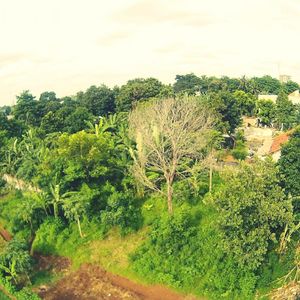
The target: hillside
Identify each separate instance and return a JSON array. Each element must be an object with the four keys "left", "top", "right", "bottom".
[{"left": 1, "top": 74, "right": 300, "bottom": 299}]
